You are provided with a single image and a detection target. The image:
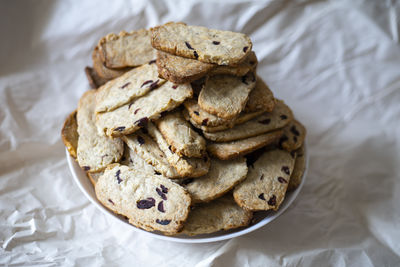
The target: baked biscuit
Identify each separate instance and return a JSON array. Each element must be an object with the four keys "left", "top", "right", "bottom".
[
  {"left": 279, "top": 120, "right": 306, "bottom": 152},
  {"left": 61, "top": 110, "right": 79, "bottom": 159},
  {"left": 287, "top": 145, "right": 306, "bottom": 192}
]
